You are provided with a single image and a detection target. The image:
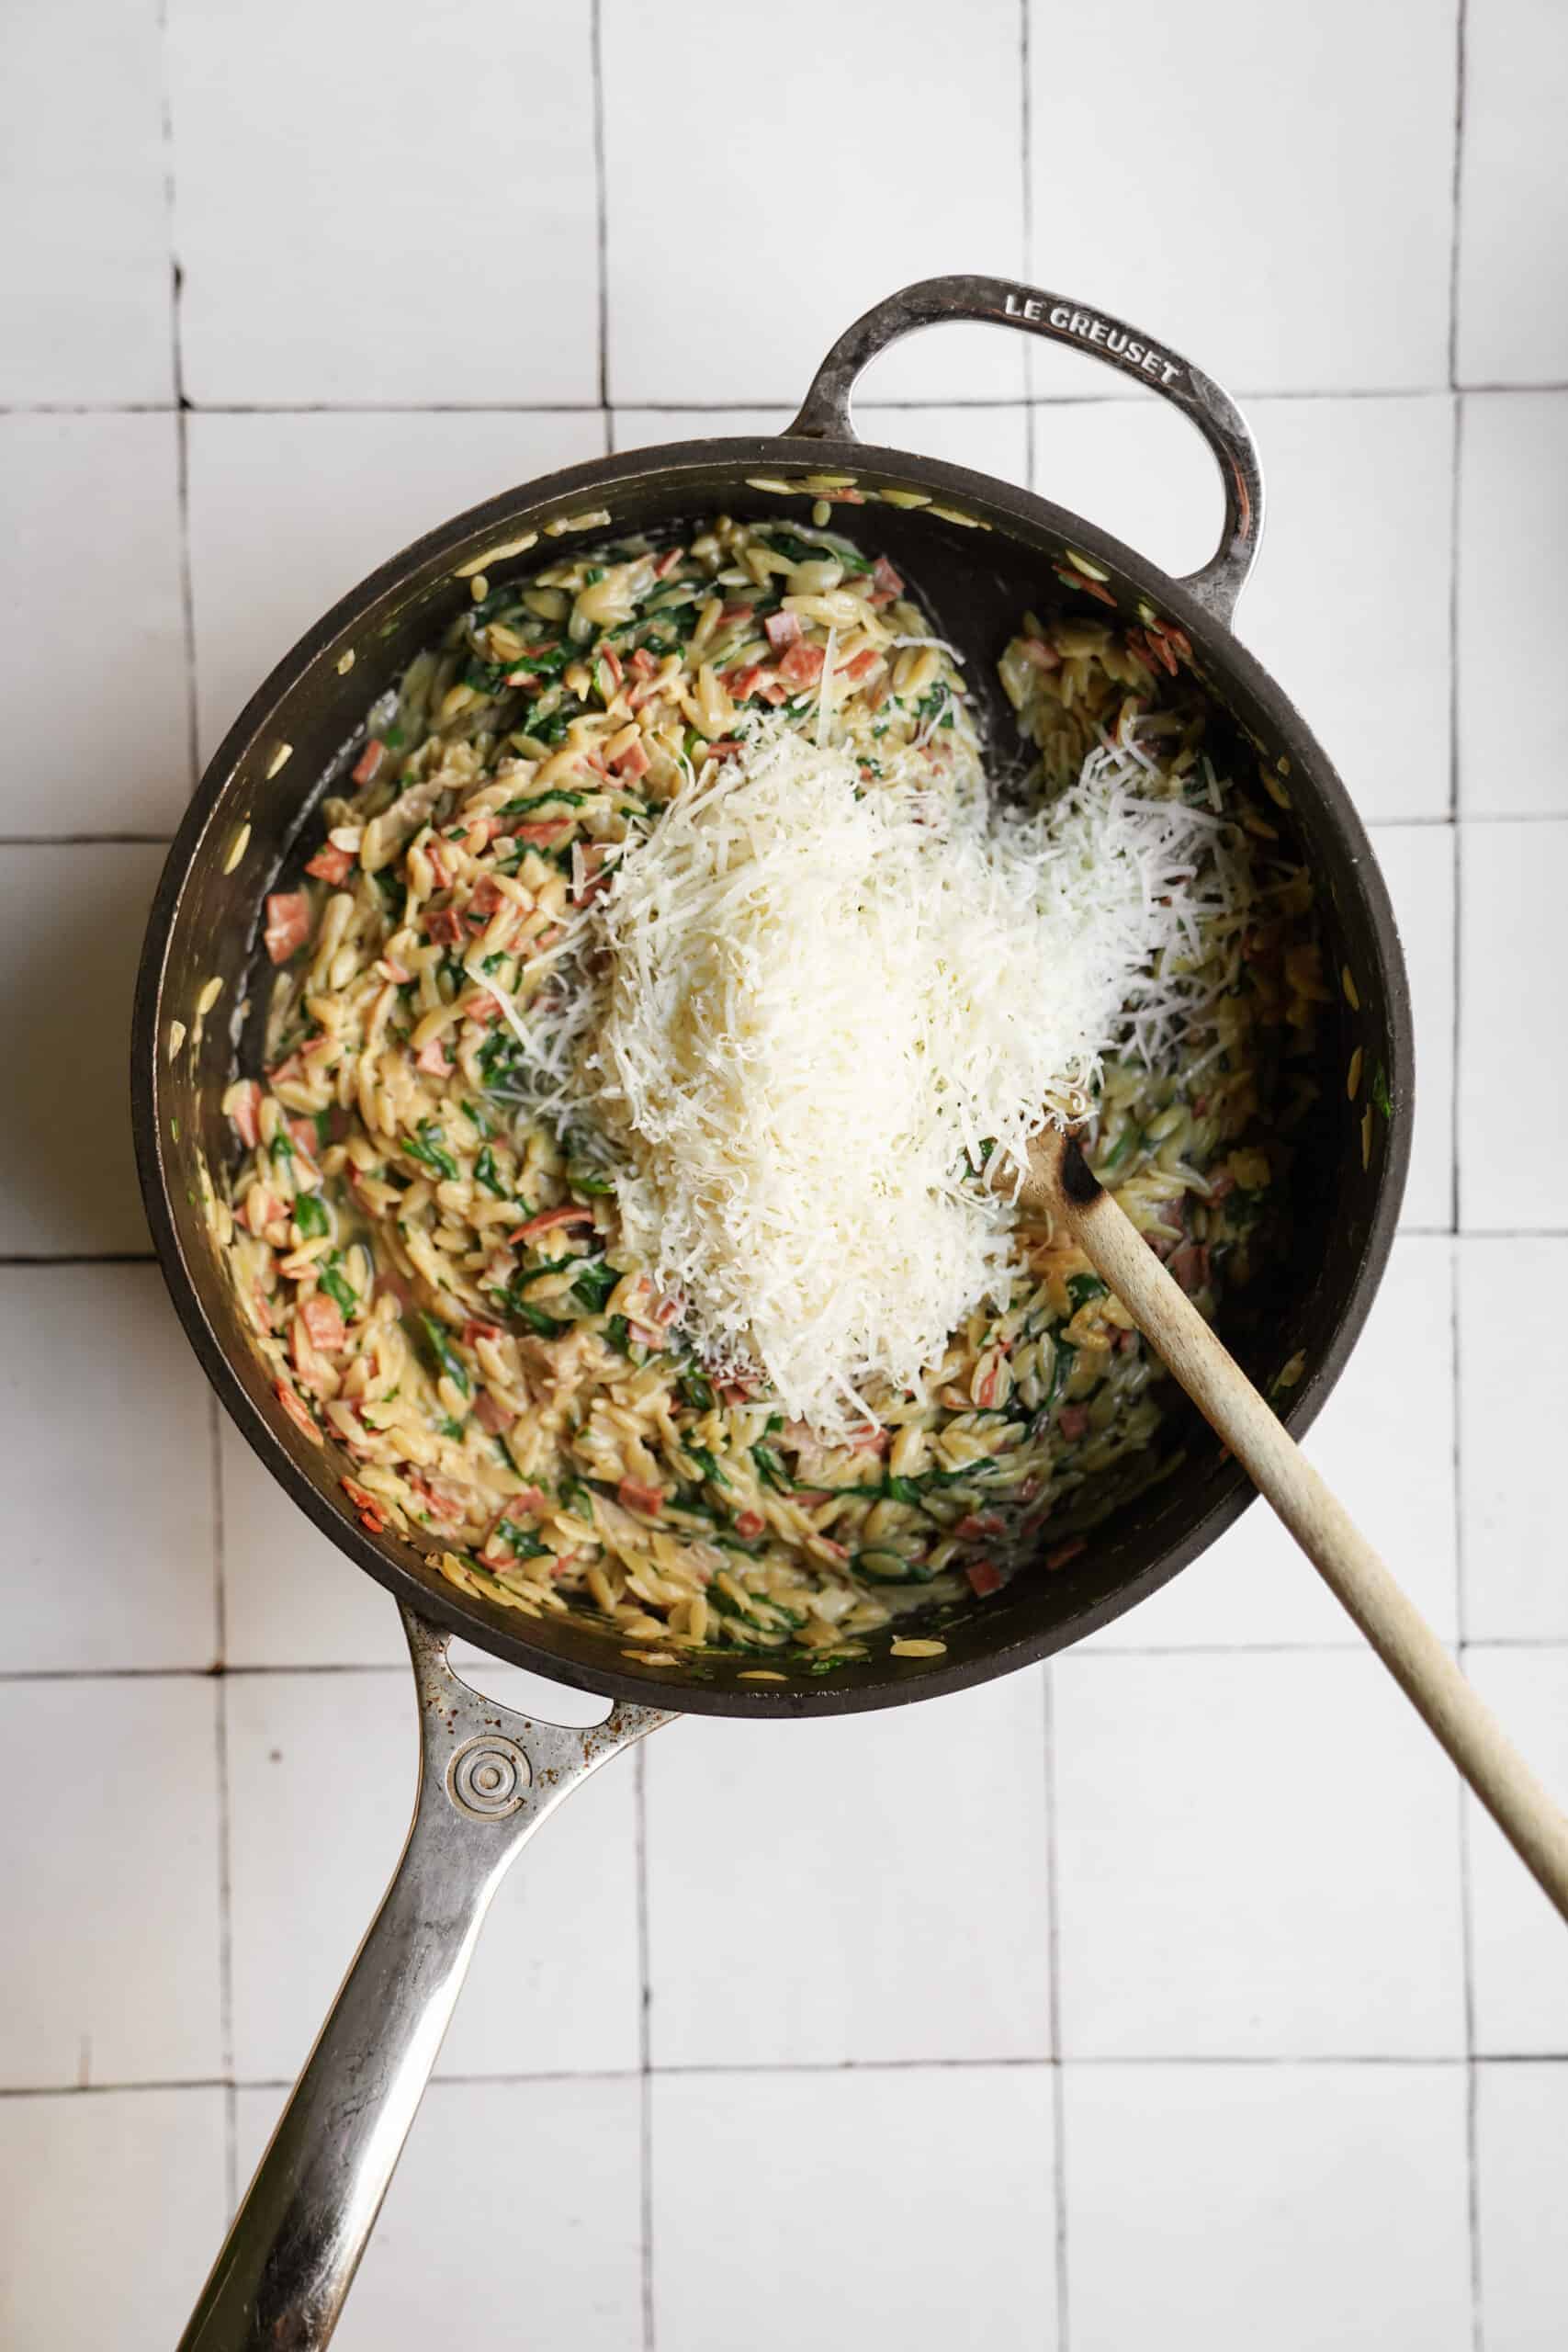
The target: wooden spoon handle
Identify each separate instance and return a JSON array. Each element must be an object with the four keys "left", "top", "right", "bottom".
[{"left": 1043, "top": 1136, "right": 1568, "bottom": 1924}]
